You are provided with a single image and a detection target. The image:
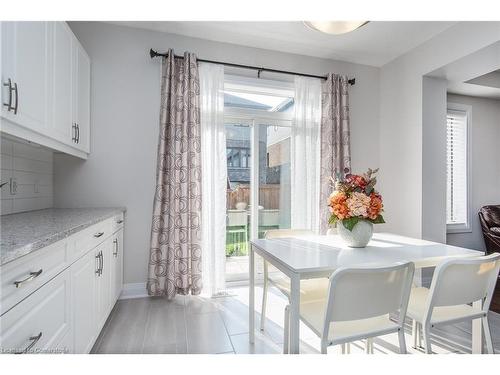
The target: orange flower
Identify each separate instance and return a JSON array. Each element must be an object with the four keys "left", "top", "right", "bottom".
[
  {"left": 368, "top": 193, "right": 383, "bottom": 220},
  {"left": 329, "top": 191, "right": 350, "bottom": 220}
]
